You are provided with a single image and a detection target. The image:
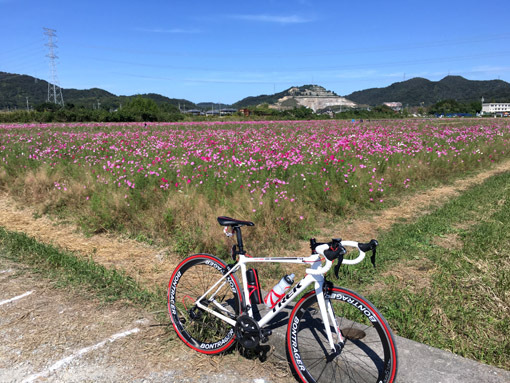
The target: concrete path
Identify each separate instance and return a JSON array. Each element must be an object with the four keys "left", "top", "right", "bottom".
[
  {"left": 260, "top": 305, "right": 510, "bottom": 383},
  {"left": 393, "top": 336, "right": 510, "bottom": 383}
]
